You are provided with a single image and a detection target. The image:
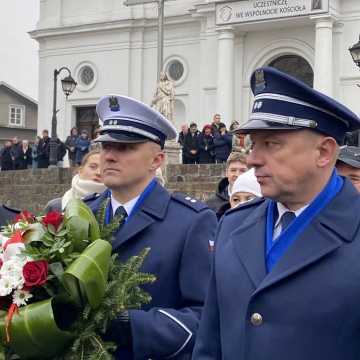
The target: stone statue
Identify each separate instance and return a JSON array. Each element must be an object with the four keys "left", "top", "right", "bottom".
[{"left": 151, "top": 71, "right": 175, "bottom": 123}]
